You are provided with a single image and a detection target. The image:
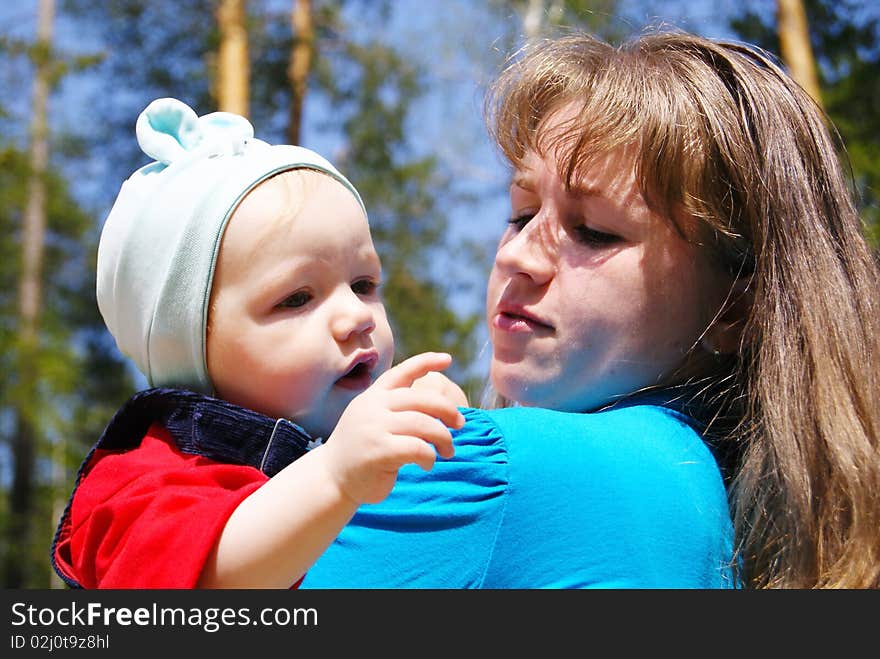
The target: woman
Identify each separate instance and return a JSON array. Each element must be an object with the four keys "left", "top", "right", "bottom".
[{"left": 300, "top": 29, "right": 880, "bottom": 589}]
